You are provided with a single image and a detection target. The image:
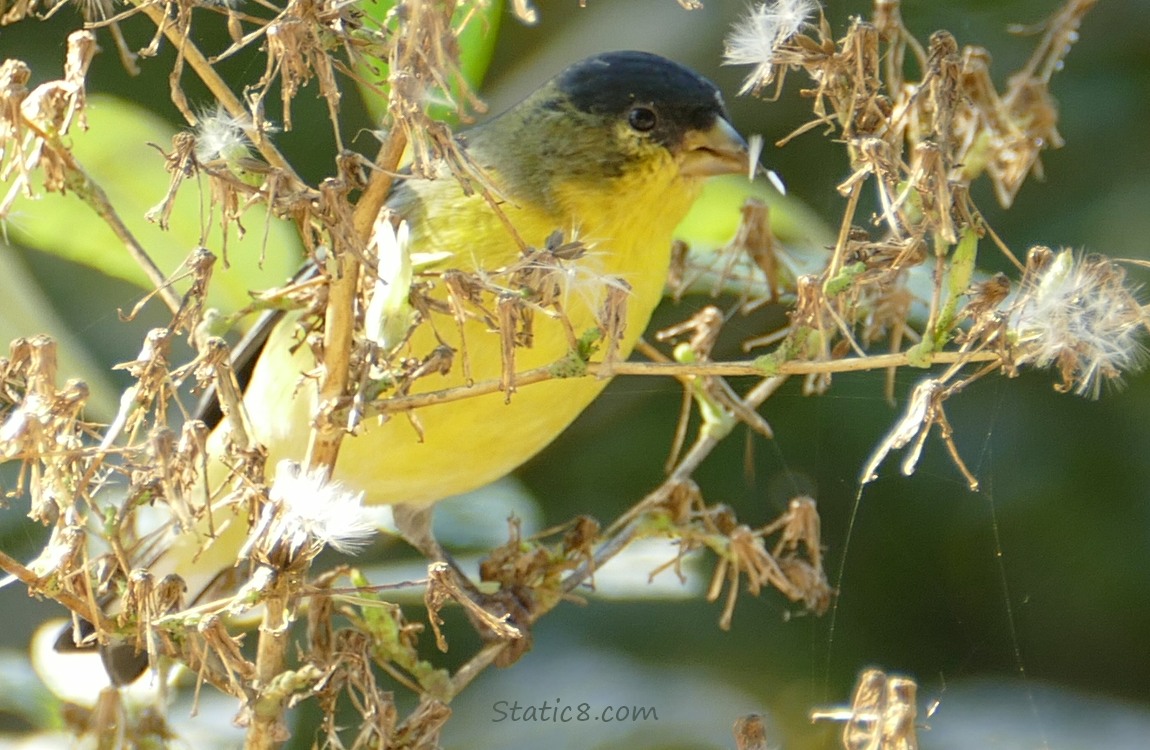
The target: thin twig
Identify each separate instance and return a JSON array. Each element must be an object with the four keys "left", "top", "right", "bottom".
[
  {"left": 368, "top": 349, "right": 1002, "bottom": 416},
  {"left": 304, "top": 133, "right": 409, "bottom": 471},
  {"left": 13, "top": 115, "right": 182, "bottom": 314},
  {"left": 132, "top": 0, "right": 298, "bottom": 177},
  {"left": 0, "top": 548, "right": 112, "bottom": 633},
  {"left": 450, "top": 374, "right": 791, "bottom": 694}
]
